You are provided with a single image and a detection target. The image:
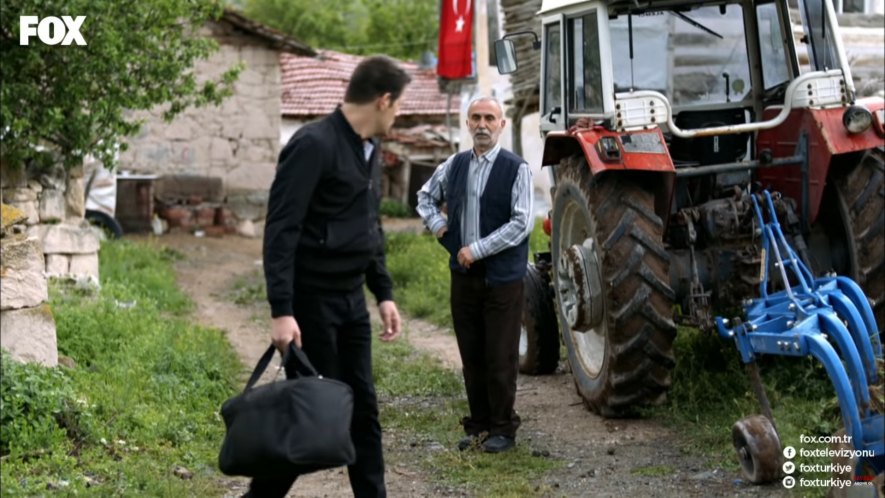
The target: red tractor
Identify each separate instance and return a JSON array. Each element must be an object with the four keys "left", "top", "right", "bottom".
[{"left": 496, "top": 0, "right": 884, "bottom": 417}]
